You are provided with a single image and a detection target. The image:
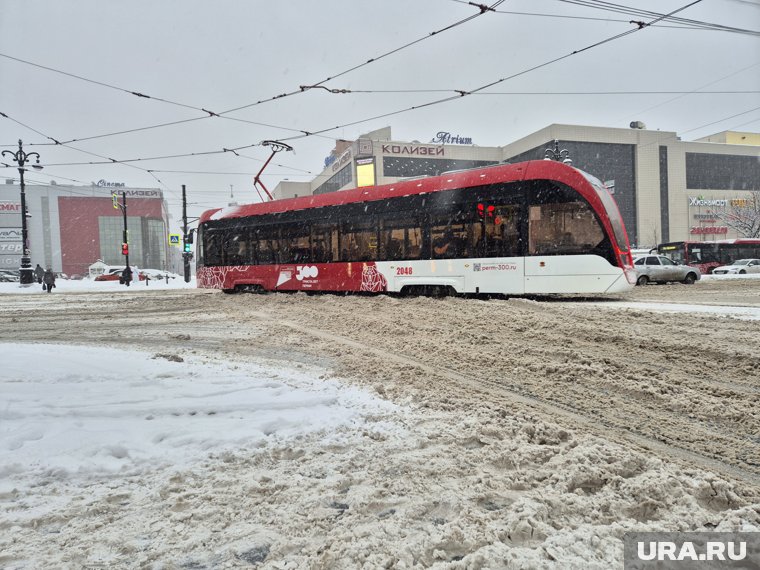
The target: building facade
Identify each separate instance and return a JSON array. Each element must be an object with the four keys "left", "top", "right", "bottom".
[
  {"left": 0, "top": 179, "right": 170, "bottom": 277},
  {"left": 272, "top": 125, "right": 760, "bottom": 248}
]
